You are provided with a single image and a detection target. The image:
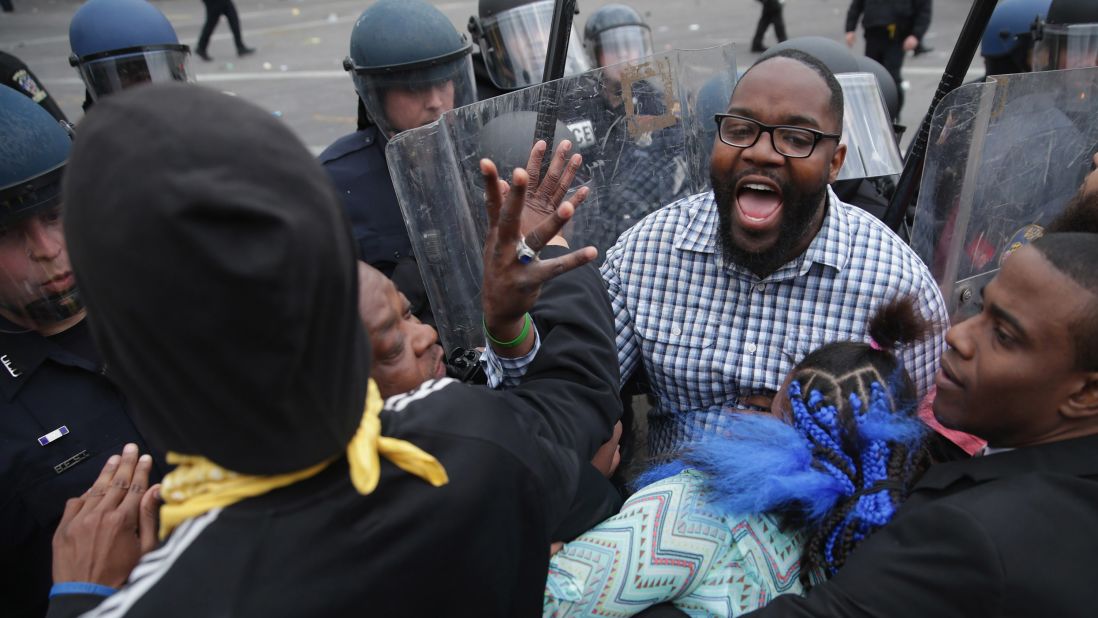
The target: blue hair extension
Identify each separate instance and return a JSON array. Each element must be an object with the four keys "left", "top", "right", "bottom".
[
  {"left": 789, "top": 381, "right": 857, "bottom": 497},
  {"left": 855, "top": 382, "right": 926, "bottom": 448},
  {"left": 634, "top": 412, "right": 848, "bottom": 523},
  {"left": 816, "top": 382, "right": 927, "bottom": 575}
]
